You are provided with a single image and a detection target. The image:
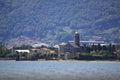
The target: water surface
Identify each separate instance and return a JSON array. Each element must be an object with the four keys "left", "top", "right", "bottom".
[{"left": 0, "top": 61, "right": 120, "bottom": 80}]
